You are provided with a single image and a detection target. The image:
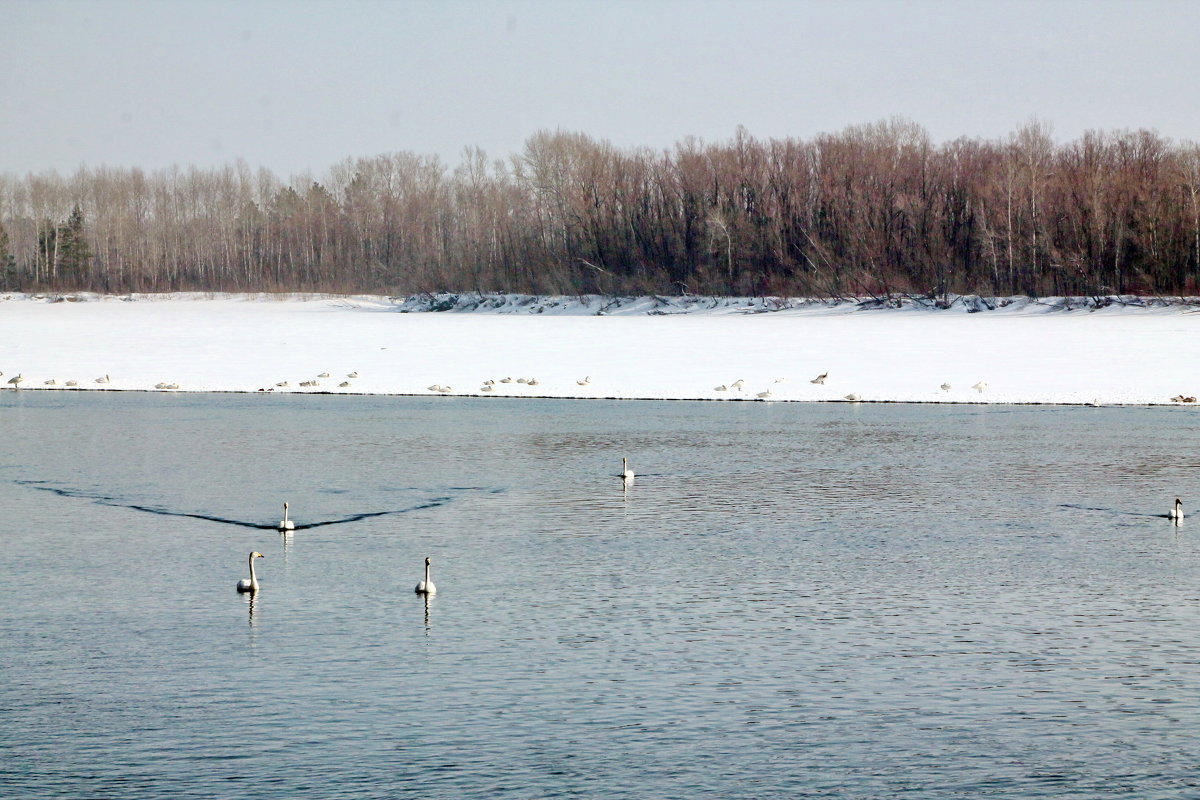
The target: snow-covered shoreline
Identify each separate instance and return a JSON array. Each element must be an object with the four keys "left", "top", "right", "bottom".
[{"left": 2, "top": 292, "right": 1198, "bottom": 406}]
